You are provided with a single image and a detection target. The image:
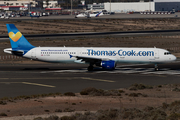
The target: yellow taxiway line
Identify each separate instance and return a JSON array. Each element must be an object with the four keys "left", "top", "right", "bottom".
[
  {"left": 0, "top": 77, "right": 114, "bottom": 88},
  {"left": 22, "top": 82, "right": 55, "bottom": 88},
  {"left": 0, "top": 82, "right": 55, "bottom": 88}
]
